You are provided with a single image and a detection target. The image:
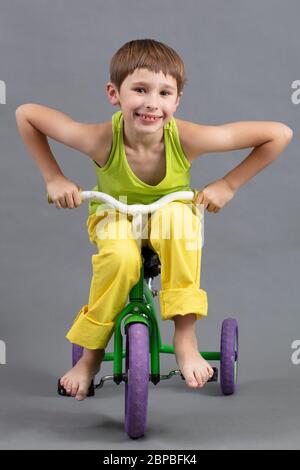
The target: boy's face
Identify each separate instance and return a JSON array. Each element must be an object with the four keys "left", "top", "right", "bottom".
[{"left": 106, "top": 68, "right": 182, "bottom": 131}]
